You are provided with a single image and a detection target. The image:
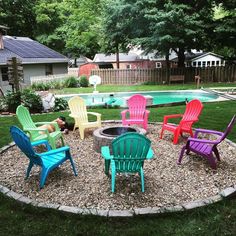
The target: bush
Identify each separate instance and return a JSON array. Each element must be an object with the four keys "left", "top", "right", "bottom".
[
  {"left": 0, "top": 97, "right": 8, "bottom": 112},
  {"left": 4, "top": 91, "right": 21, "bottom": 113},
  {"left": 20, "top": 89, "right": 43, "bottom": 113},
  {"left": 0, "top": 89, "right": 43, "bottom": 113},
  {"left": 31, "top": 82, "right": 51, "bottom": 91},
  {"left": 64, "top": 76, "right": 79, "bottom": 88},
  {"left": 79, "top": 75, "right": 89, "bottom": 87},
  {"left": 53, "top": 97, "right": 68, "bottom": 112}
]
